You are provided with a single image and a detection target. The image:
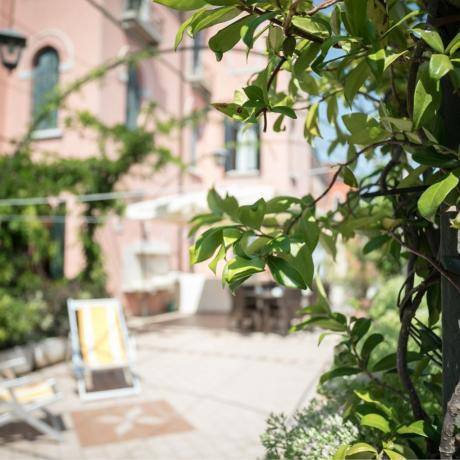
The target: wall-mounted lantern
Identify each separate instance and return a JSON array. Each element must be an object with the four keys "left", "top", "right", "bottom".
[{"left": 0, "top": 28, "right": 27, "bottom": 71}]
